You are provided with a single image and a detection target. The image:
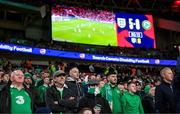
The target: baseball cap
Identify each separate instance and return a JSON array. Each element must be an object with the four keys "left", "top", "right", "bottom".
[{"left": 53, "top": 70, "right": 66, "bottom": 77}]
